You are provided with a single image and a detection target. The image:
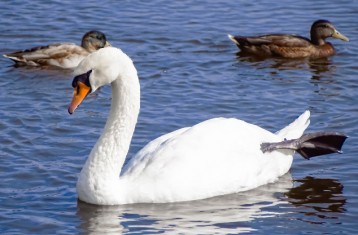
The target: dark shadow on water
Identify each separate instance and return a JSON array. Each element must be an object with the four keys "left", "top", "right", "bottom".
[
  {"left": 285, "top": 176, "right": 346, "bottom": 222},
  {"left": 308, "top": 58, "right": 335, "bottom": 80},
  {"left": 75, "top": 174, "right": 345, "bottom": 234}
]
